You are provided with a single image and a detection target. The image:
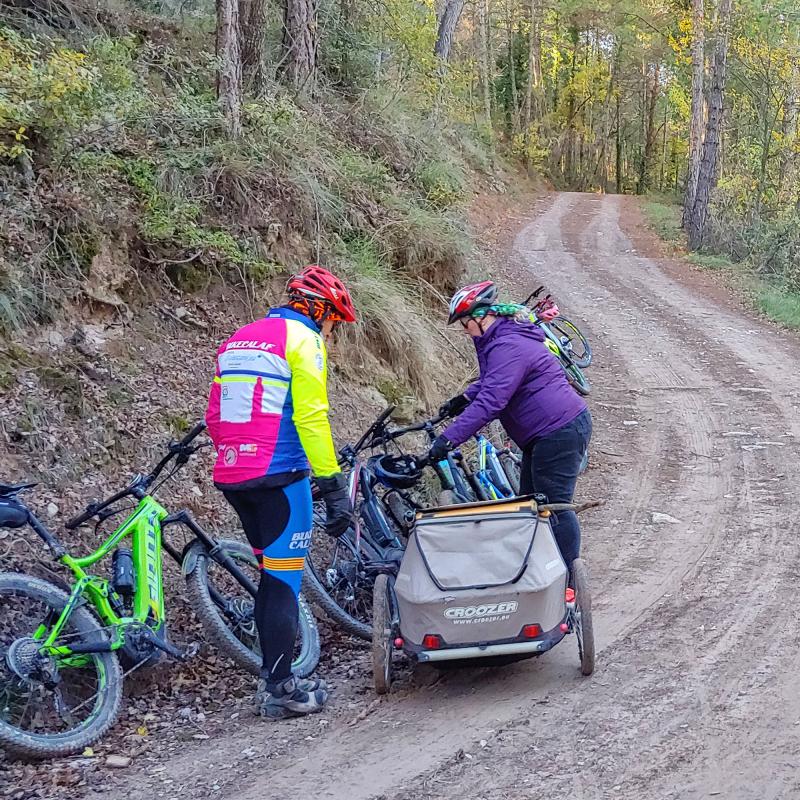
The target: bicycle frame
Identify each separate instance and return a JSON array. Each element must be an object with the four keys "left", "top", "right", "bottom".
[
  {"left": 537, "top": 320, "right": 572, "bottom": 363},
  {"left": 39, "top": 495, "right": 169, "bottom": 658},
  {"left": 35, "top": 507, "right": 260, "bottom": 662},
  {"left": 346, "top": 460, "right": 404, "bottom": 550},
  {"left": 473, "top": 435, "right": 514, "bottom": 500},
  {"left": 433, "top": 454, "right": 474, "bottom": 503}
]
